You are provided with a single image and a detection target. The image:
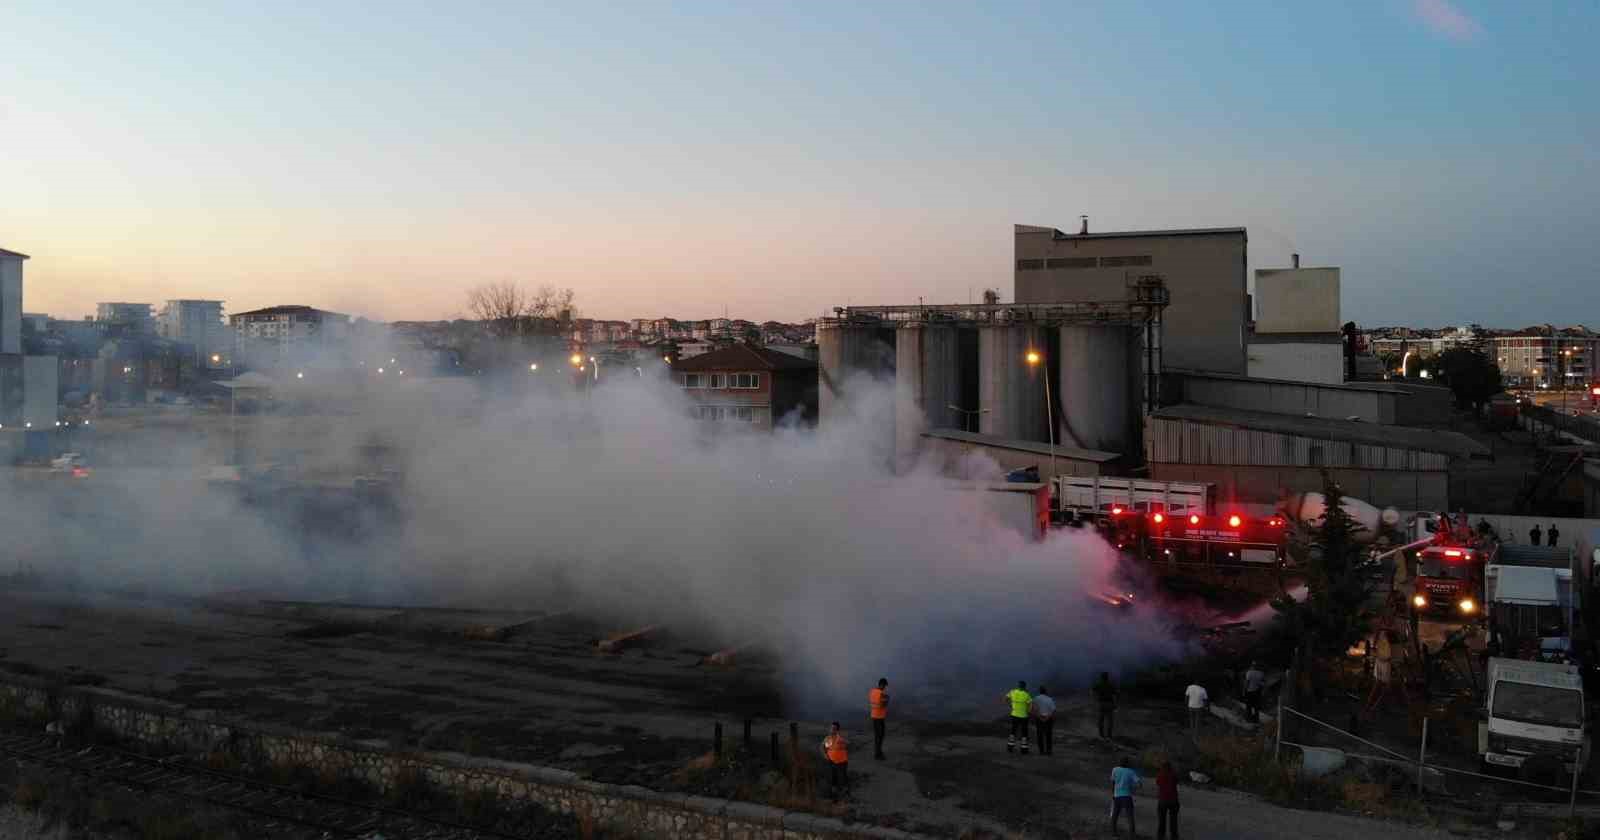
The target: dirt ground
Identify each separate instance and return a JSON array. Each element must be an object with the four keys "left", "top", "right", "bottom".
[{"left": 0, "top": 588, "right": 1523, "bottom": 838}]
